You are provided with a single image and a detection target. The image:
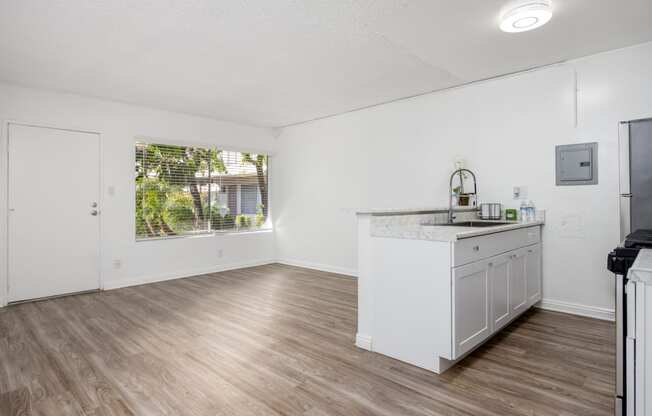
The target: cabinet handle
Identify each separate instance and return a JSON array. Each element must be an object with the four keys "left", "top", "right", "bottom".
[
  {"left": 488, "top": 262, "right": 493, "bottom": 267},
  {"left": 473, "top": 245, "right": 480, "bottom": 252},
  {"left": 528, "top": 249, "right": 533, "bottom": 253},
  {"left": 511, "top": 254, "right": 517, "bottom": 259}
]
